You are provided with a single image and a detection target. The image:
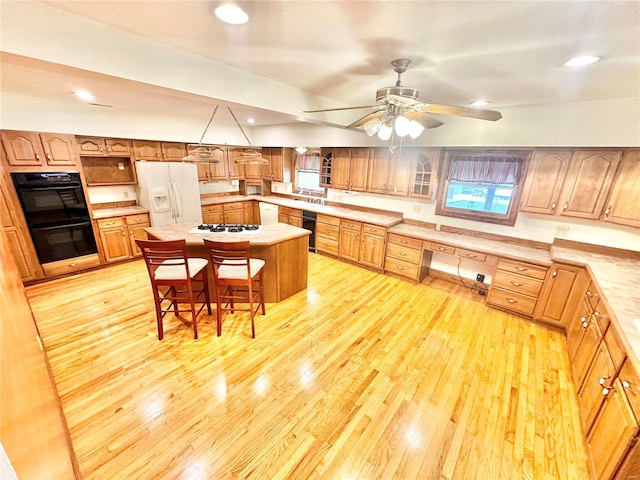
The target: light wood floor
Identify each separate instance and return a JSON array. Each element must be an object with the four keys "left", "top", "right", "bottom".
[{"left": 26, "top": 253, "right": 591, "bottom": 480}]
